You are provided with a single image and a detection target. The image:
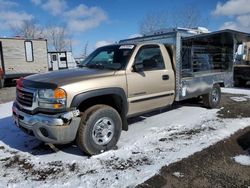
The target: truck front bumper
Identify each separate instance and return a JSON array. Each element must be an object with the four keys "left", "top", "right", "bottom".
[{"left": 12, "top": 102, "right": 81, "bottom": 144}]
